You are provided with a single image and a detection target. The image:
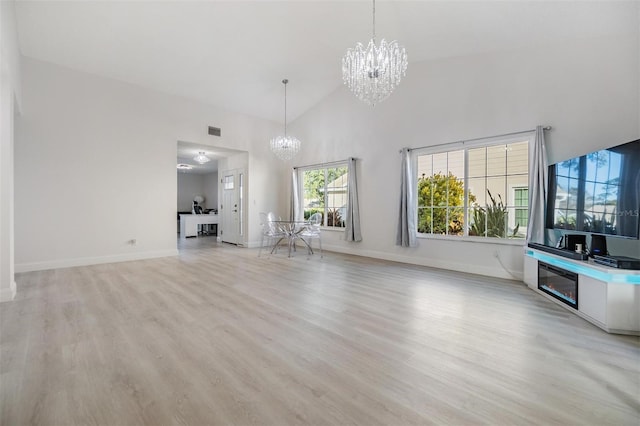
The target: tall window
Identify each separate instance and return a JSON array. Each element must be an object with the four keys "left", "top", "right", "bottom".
[
  {"left": 301, "top": 164, "right": 348, "bottom": 228},
  {"left": 416, "top": 138, "right": 529, "bottom": 239}
]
